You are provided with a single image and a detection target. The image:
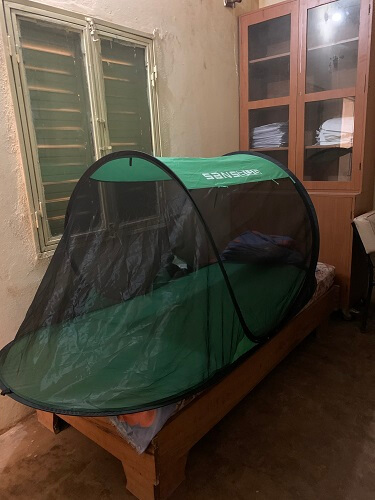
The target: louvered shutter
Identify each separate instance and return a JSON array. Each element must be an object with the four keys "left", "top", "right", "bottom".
[
  {"left": 100, "top": 37, "right": 157, "bottom": 222},
  {"left": 11, "top": 13, "right": 159, "bottom": 247},
  {"left": 100, "top": 38, "right": 153, "bottom": 154},
  {"left": 19, "top": 19, "right": 93, "bottom": 237}
]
